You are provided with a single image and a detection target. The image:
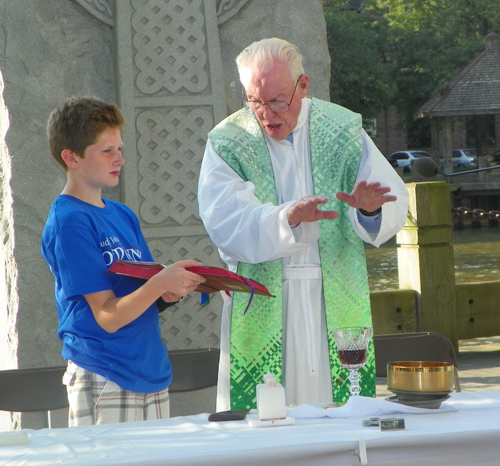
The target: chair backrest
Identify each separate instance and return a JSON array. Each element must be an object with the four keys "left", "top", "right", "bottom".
[
  {"left": 168, "top": 348, "right": 220, "bottom": 393},
  {"left": 0, "top": 366, "right": 69, "bottom": 413},
  {"left": 374, "top": 332, "right": 461, "bottom": 391}
]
